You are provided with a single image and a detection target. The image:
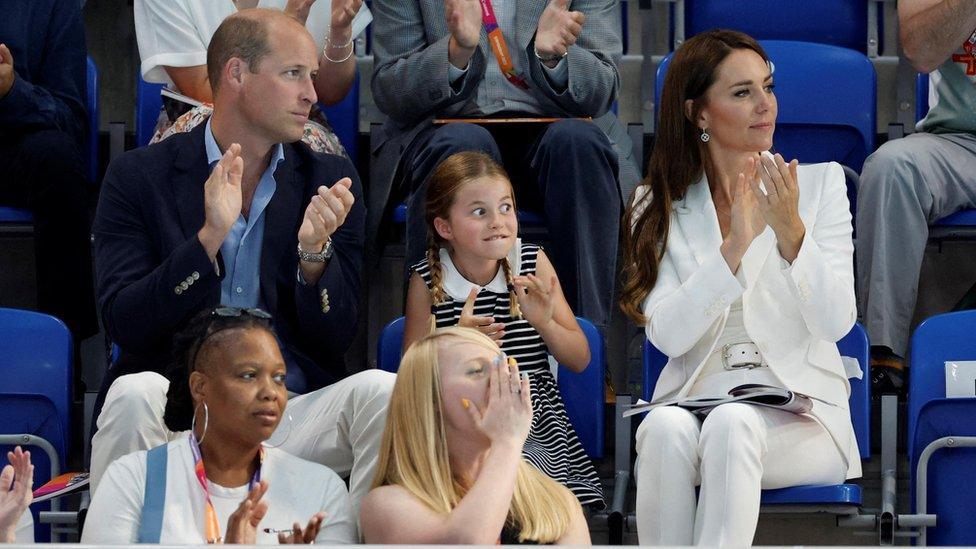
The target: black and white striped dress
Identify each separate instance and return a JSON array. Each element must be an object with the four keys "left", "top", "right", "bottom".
[{"left": 412, "top": 240, "right": 605, "bottom": 508}]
